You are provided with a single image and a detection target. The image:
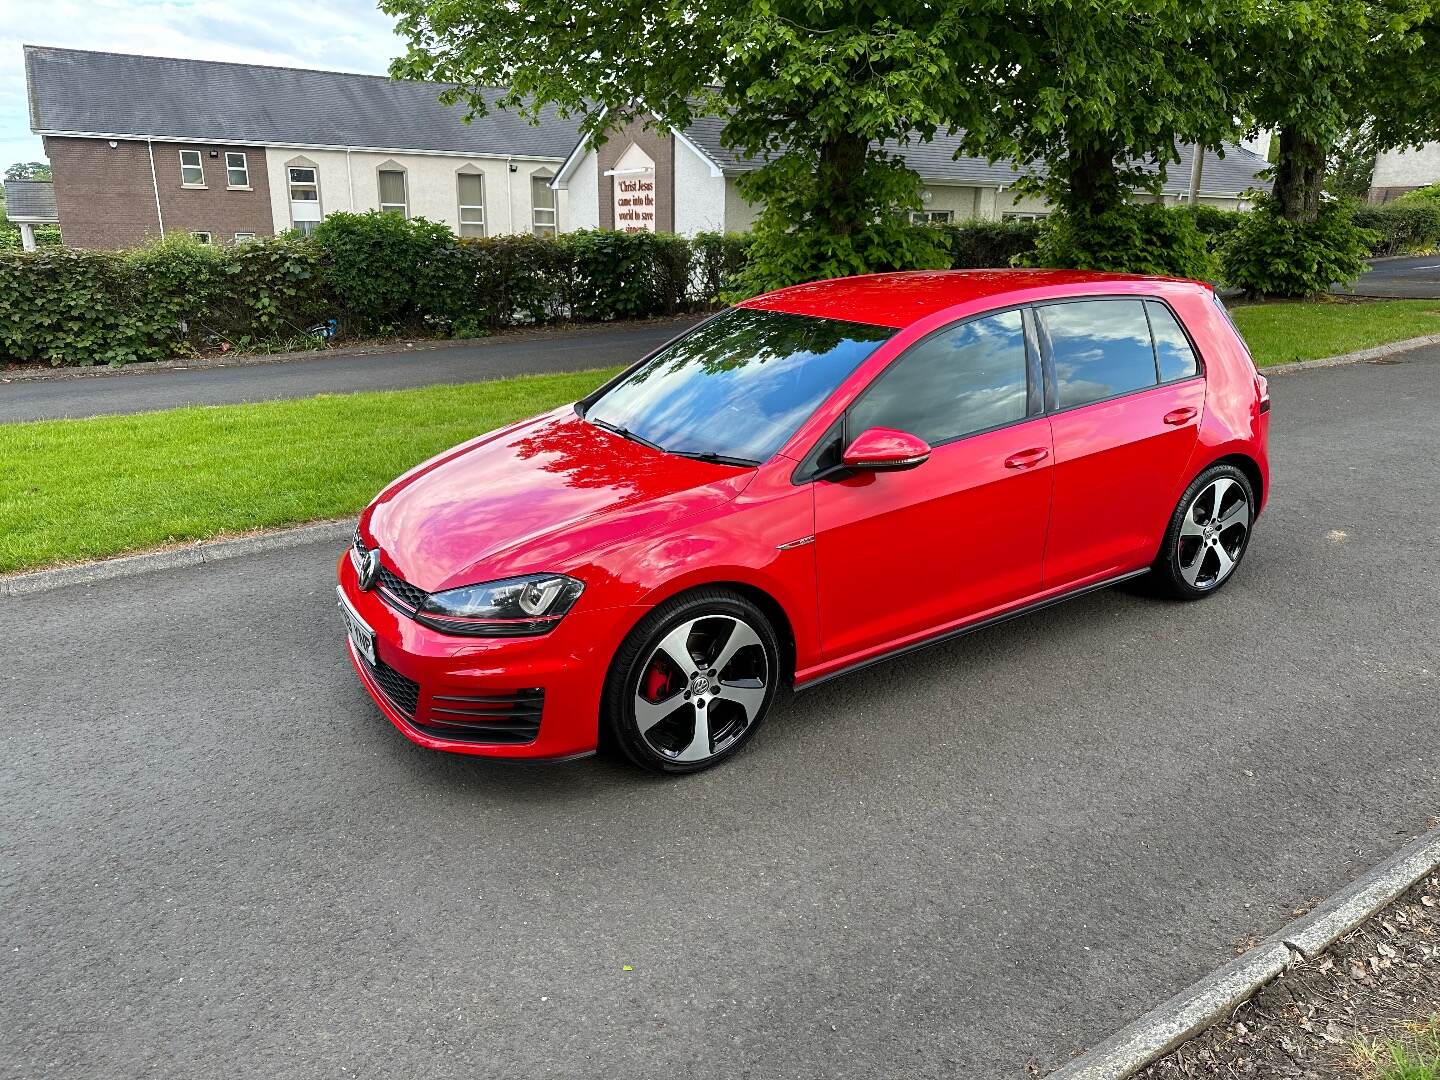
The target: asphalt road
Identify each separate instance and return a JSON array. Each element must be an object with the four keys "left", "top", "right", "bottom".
[
  {"left": 0, "top": 318, "right": 699, "bottom": 424},
  {"left": 1345, "top": 254, "right": 1440, "bottom": 298},
  {"left": 4, "top": 350, "right": 1439, "bottom": 1079}
]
